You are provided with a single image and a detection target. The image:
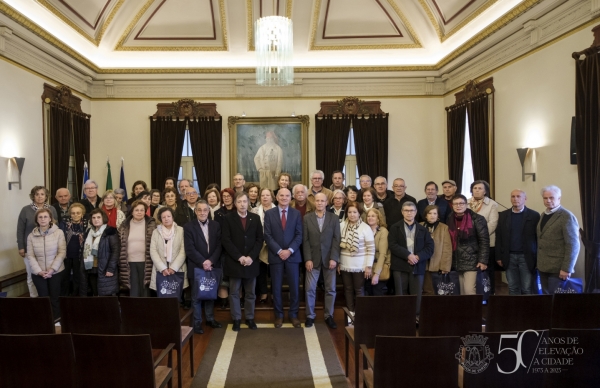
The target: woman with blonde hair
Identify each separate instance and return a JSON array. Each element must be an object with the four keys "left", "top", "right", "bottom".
[
  {"left": 27, "top": 208, "right": 65, "bottom": 319},
  {"left": 273, "top": 172, "right": 292, "bottom": 203},
  {"left": 59, "top": 202, "right": 87, "bottom": 296},
  {"left": 364, "top": 208, "right": 390, "bottom": 296},
  {"left": 100, "top": 190, "right": 126, "bottom": 229},
  {"left": 204, "top": 187, "right": 222, "bottom": 219}
]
